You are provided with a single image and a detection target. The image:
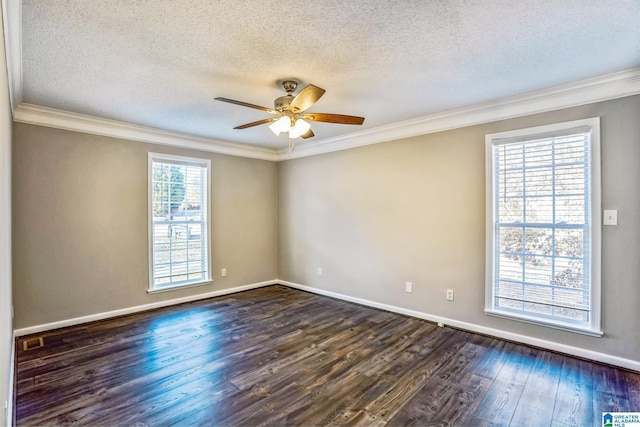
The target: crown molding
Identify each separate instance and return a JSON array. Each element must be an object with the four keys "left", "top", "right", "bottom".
[
  {"left": 277, "top": 67, "right": 640, "bottom": 160},
  {"left": 10, "top": 68, "right": 640, "bottom": 162},
  {"left": 12, "top": 61, "right": 640, "bottom": 162},
  {"left": 13, "top": 103, "right": 279, "bottom": 161},
  {"left": 2, "top": 0, "right": 22, "bottom": 113},
  {"left": 5, "top": 0, "right": 639, "bottom": 163}
]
